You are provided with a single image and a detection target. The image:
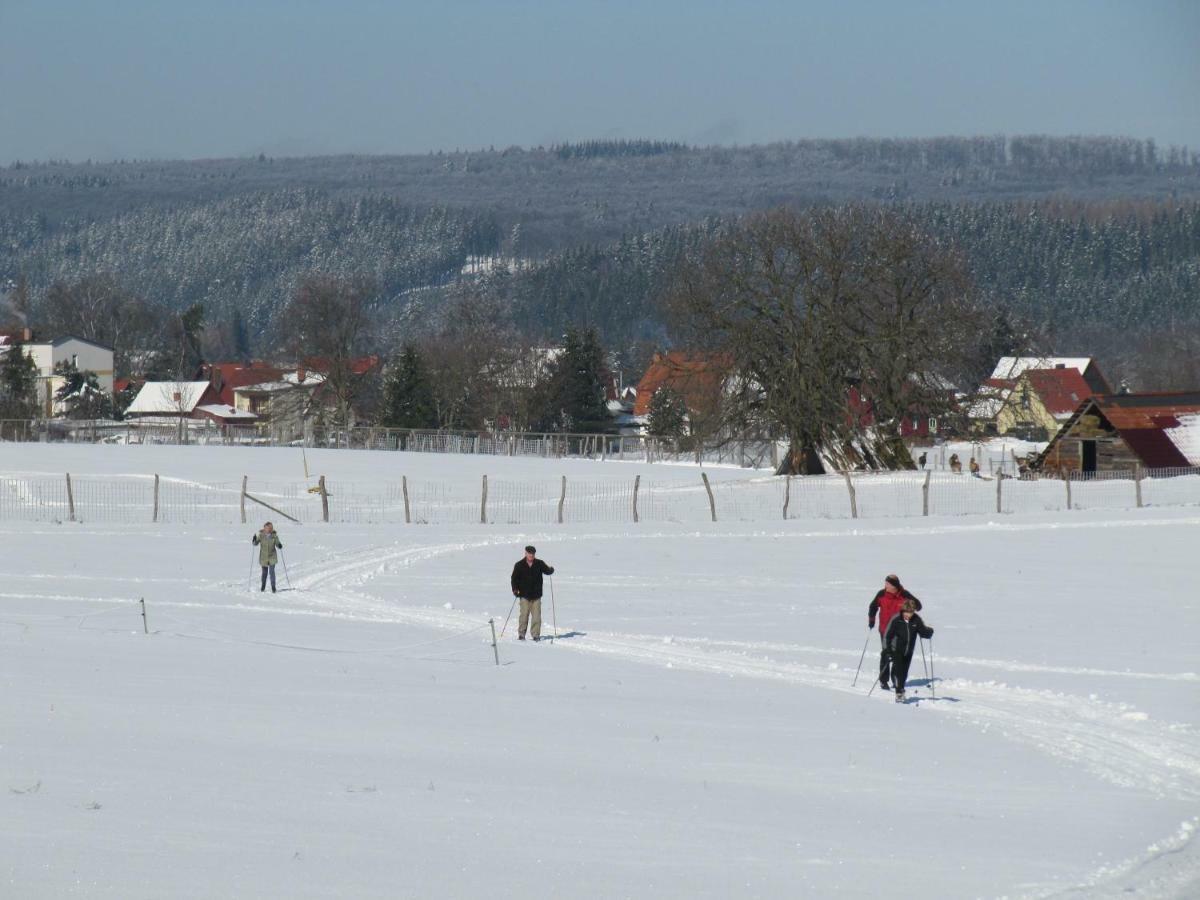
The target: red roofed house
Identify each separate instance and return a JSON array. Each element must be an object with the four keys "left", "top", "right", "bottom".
[
  {"left": 633, "top": 352, "right": 731, "bottom": 426},
  {"left": 1035, "top": 391, "right": 1200, "bottom": 473},
  {"left": 992, "top": 367, "right": 1095, "bottom": 441}
]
